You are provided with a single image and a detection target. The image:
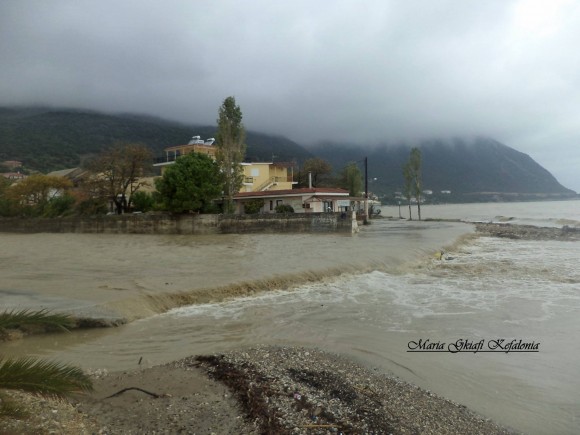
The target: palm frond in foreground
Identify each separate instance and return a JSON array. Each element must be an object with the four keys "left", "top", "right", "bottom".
[
  {"left": 0, "top": 309, "right": 74, "bottom": 332},
  {"left": 0, "top": 357, "right": 93, "bottom": 397}
]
